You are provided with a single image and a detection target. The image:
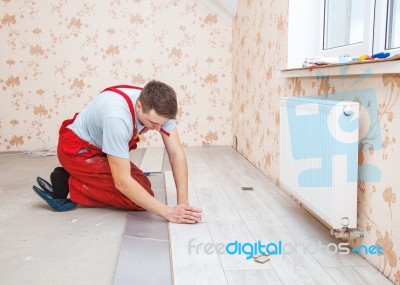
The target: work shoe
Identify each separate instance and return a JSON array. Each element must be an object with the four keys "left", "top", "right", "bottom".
[
  {"left": 32, "top": 185, "right": 77, "bottom": 212},
  {"left": 36, "top": 177, "right": 53, "bottom": 195}
]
